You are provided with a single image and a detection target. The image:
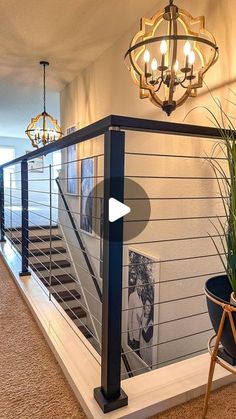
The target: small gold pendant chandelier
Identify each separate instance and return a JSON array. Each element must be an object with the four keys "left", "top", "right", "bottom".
[
  {"left": 125, "top": 0, "right": 219, "bottom": 116},
  {"left": 26, "top": 61, "right": 63, "bottom": 148}
]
